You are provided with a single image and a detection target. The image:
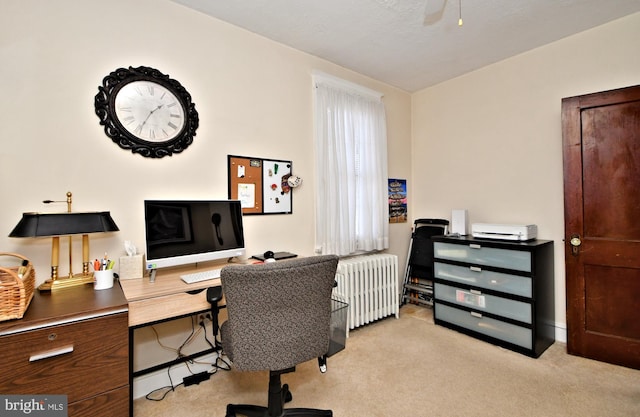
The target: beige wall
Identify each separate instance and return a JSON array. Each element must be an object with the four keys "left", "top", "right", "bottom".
[
  {"left": 0, "top": 0, "right": 412, "bottom": 283},
  {"left": 3, "top": 0, "right": 638, "bottom": 393},
  {"left": 411, "top": 12, "right": 640, "bottom": 339}
]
